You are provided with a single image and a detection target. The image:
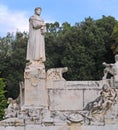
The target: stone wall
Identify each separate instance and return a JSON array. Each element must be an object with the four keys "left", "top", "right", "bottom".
[
  {"left": 1, "top": 67, "right": 118, "bottom": 130},
  {"left": 47, "top": 80, "right": 105, "bottom": 110}
]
